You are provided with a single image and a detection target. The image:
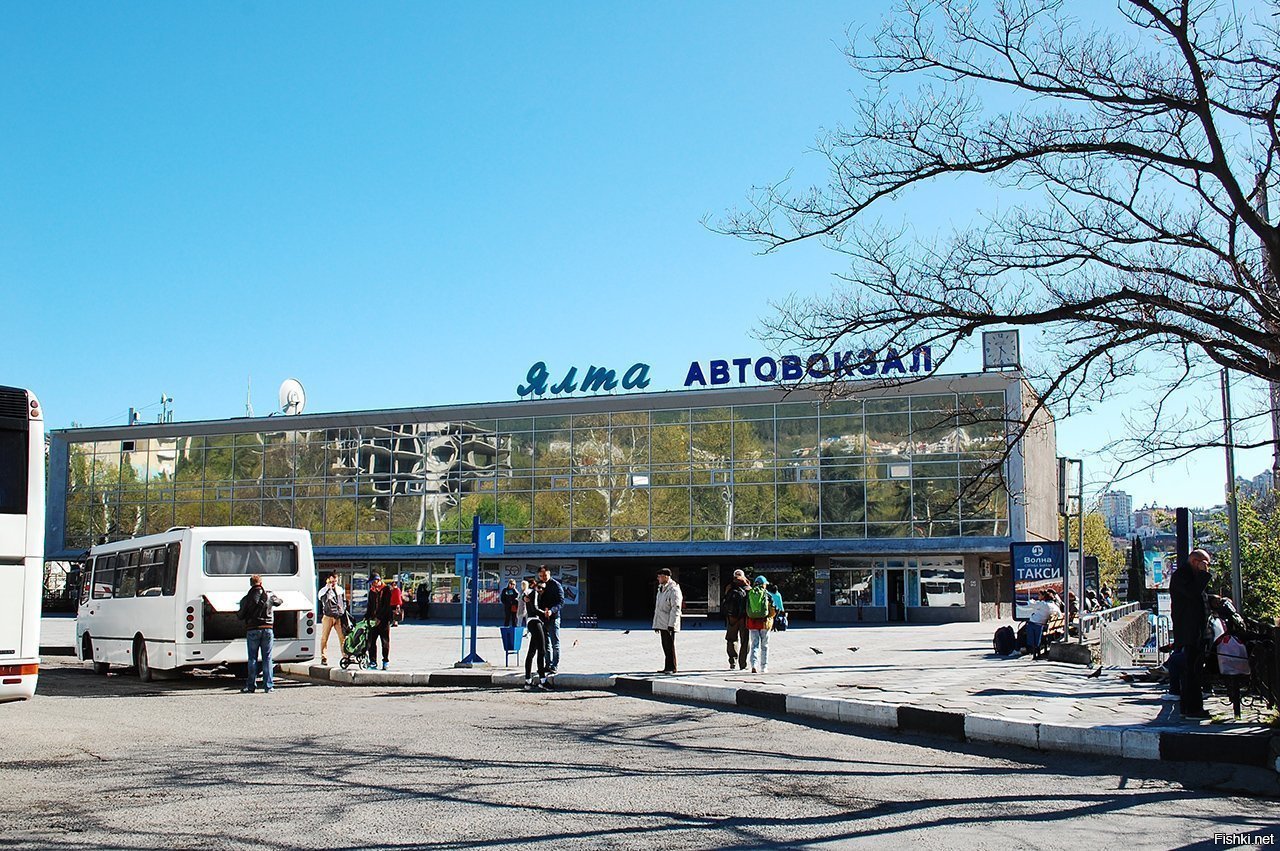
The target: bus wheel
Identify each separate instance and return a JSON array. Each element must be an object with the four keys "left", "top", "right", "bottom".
[
  {"left": 135, "top": 637, "right": 153, "bottom": 683},
  {"left": 84, "top": 636, "right": 108, "bottom": 675}
]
